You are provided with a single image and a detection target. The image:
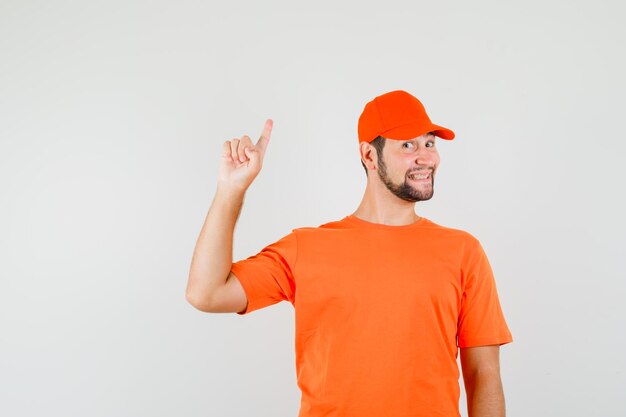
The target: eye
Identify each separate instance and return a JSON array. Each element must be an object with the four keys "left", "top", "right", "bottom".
[{"left": 403, "top": 141, "right": 435, "bottom": 149}]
